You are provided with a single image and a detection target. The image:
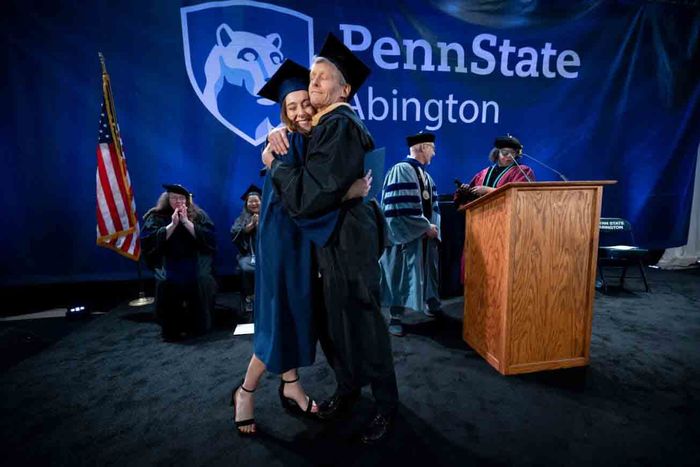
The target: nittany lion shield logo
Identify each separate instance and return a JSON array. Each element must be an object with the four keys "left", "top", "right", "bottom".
[{"left": 181, "top": 1, "right": 314, "bottom": 146}]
